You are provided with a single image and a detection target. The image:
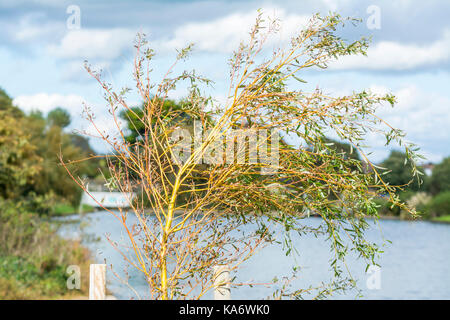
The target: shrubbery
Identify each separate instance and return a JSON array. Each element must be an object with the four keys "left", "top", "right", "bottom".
[
  {"left": 371, "top": 152, "right": 450, "bottom": 221},
  {"left": 0, "top": 255, "right": 68, "bottom": 299},
  {"left": 0, "top": 88, "right": 95, "bottom": 299},
  {"left": 429, "top": 157, "right": 450, "bottom": 195},
  {"left": 0, "top": 199, "right": 90, "bottom": 299},
  {"left": 0, "top": 88, "right": 99, "bottom": 210},
  {"left": 425, "top": 191, "right": 450, "bottom": 218}
]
